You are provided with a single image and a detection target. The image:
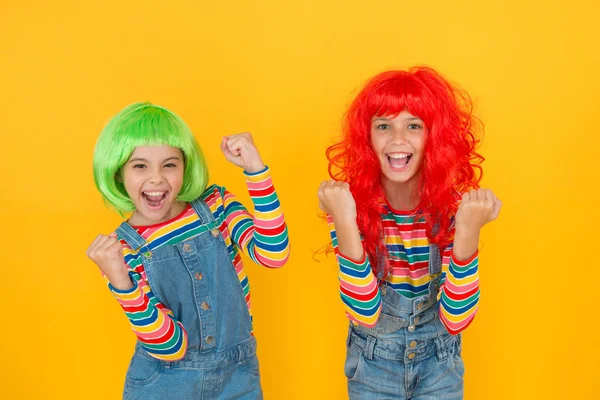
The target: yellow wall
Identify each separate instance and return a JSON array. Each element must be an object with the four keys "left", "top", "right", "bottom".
[{"left": 1, "top": 1, "right": 598, "bottom": 398}]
